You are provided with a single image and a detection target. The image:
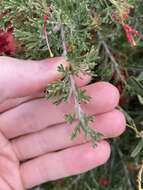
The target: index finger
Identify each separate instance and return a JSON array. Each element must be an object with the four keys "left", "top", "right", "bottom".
[{"left": 0, "top": 56, "right": 68, "bottom": 103}]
